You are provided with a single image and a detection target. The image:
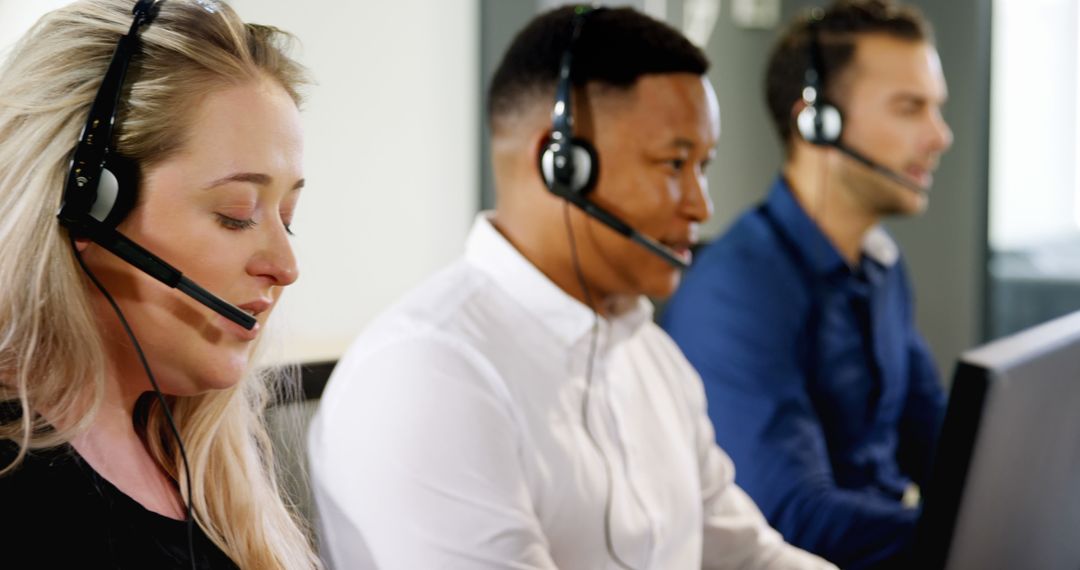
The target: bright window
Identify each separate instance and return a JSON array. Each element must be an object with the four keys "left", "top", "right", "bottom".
[{"left": 989, "top": 0, "right": 1080, "bottom": 252}]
